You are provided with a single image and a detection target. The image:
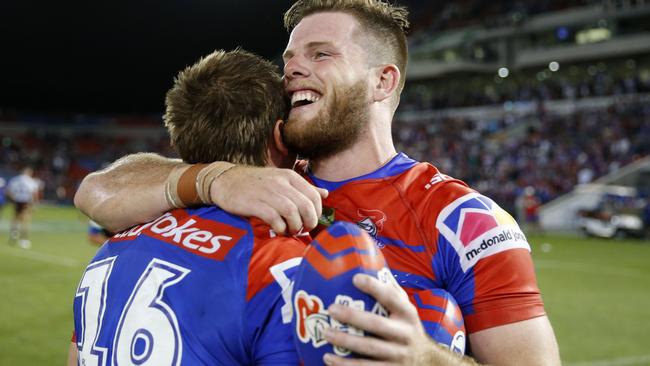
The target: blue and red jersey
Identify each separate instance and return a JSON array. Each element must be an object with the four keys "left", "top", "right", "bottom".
[
  {"left": 303, "top": 153, "right": 545, "bottom": 333},
  {"left": 72, "top": 206, "right": 306, "bottom": 365}
]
